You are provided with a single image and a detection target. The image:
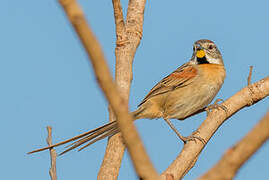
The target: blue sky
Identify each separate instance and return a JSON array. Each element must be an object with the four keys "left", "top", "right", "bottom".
[{"left": 1, "top": 0, "right": 268, "bottom": 179}]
